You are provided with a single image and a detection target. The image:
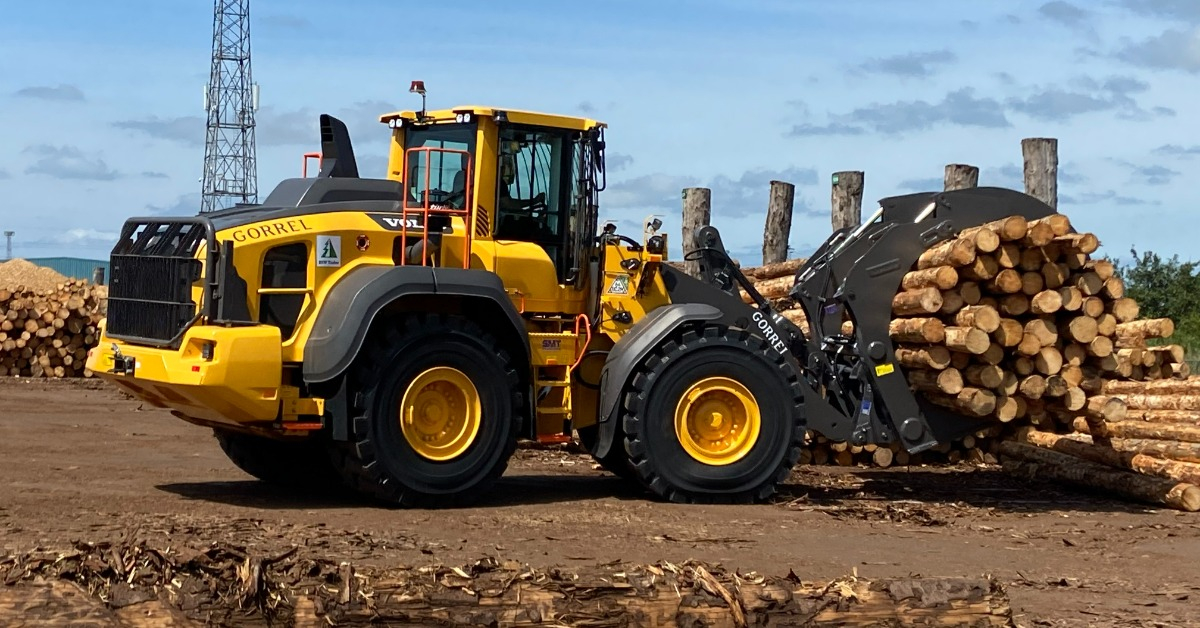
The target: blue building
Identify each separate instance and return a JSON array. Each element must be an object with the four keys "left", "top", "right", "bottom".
[{"left": 25, "top": 257, "right": 110, "bottom": 284}]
